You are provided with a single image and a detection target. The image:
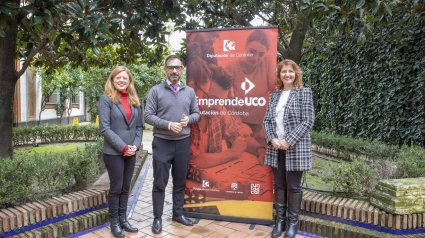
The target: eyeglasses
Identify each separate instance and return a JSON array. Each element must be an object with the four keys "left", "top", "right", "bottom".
[{"left": 165, "top": 66, "right": 183, "bottom": 71}]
